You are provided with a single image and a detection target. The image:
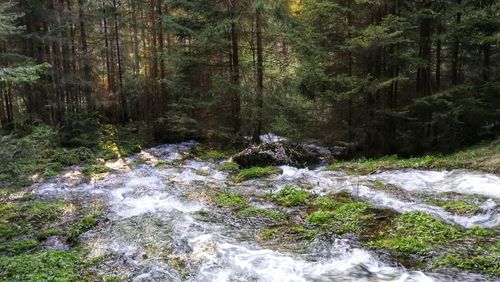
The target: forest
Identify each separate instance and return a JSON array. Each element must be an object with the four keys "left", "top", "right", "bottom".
[{"left": 0, "top": 0, "right": 499, "bottom": 281}]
